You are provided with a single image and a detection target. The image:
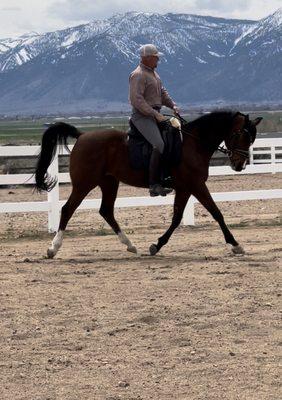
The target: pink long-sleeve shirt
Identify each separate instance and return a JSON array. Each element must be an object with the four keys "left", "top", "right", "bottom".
[{"left": 129, "top": 63, "right": 176, "bottom": 118}]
